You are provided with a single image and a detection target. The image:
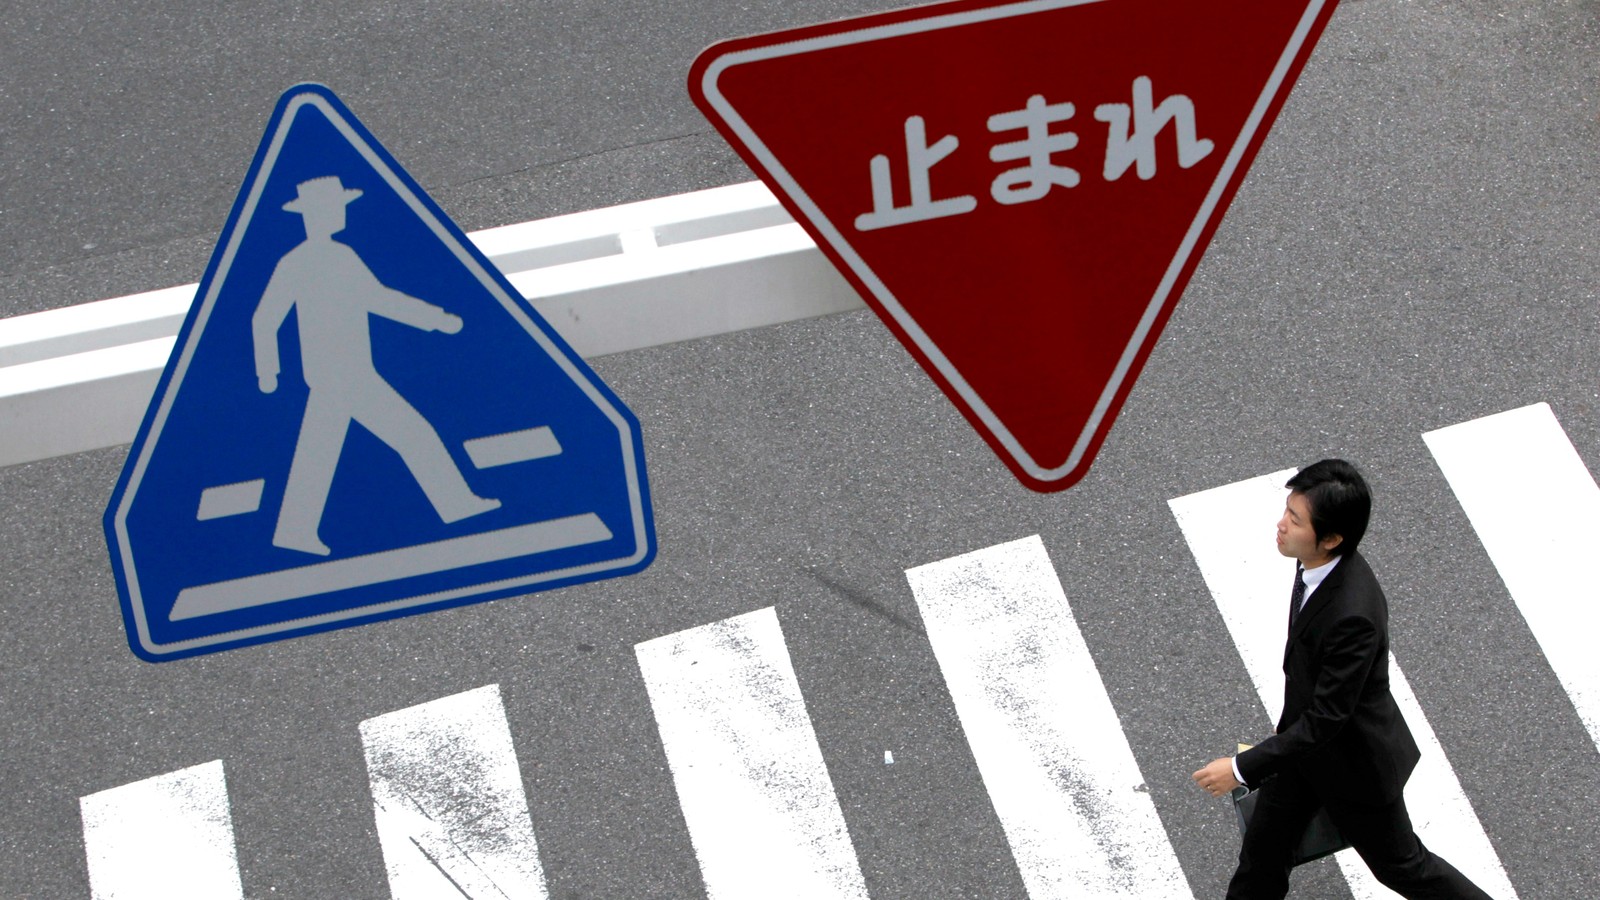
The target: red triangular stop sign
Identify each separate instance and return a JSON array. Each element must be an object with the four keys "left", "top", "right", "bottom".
[{"left": 691, "top": 0, "right": 1340, "bottom": 491}]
